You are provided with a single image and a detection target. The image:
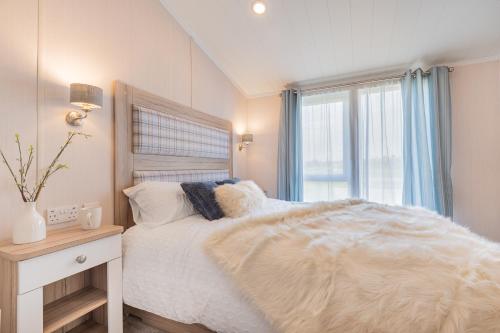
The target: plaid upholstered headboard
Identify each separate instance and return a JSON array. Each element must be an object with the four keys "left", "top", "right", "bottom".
[{"left": 114, "top": 81, "right": 233, "bottom": 229}]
